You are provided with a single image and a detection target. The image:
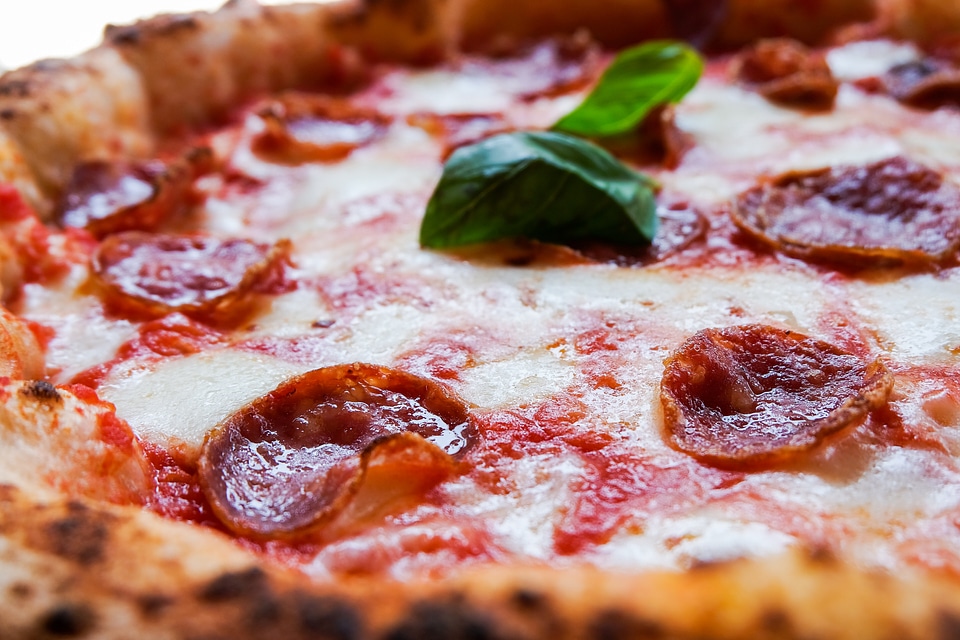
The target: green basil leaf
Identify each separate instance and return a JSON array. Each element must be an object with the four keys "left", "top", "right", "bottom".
[
  {"left": 419, "top": 131, "right": 657, "bottom": 249},
  {"left": 553, "top": 40, "right": 703, "bottom": 138}
]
